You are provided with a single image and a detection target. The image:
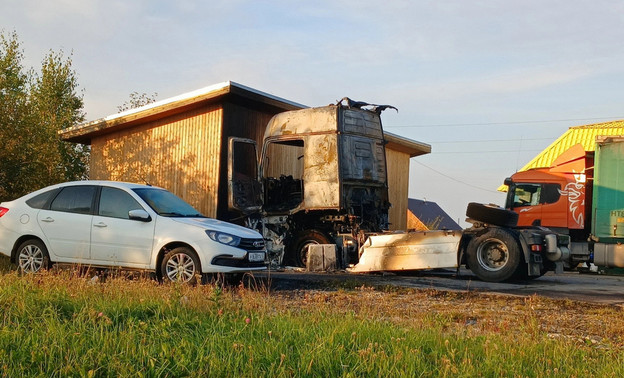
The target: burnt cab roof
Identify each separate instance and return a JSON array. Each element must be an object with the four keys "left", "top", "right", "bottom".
[
  {"left": 264, "top": 105, "right": 431, "bottom": 158},
  {"left": 263, "top": 105, "right": 381, "bottom": 138}
]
